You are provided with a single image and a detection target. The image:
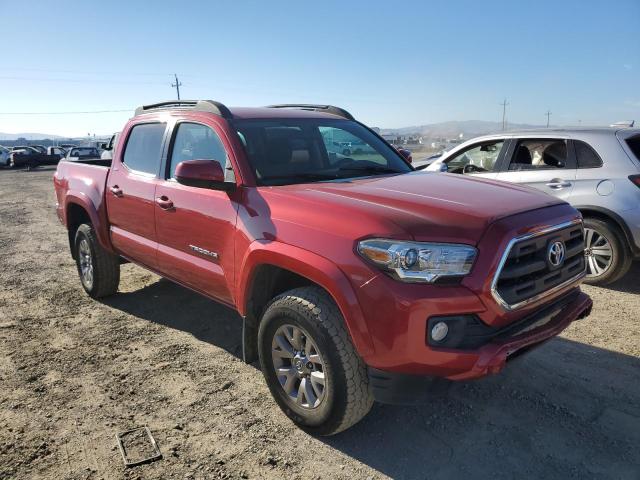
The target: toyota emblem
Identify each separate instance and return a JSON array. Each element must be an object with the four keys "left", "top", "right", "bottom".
[{"left": 548, "top": 241, "right": 566, "bottom": 267}]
